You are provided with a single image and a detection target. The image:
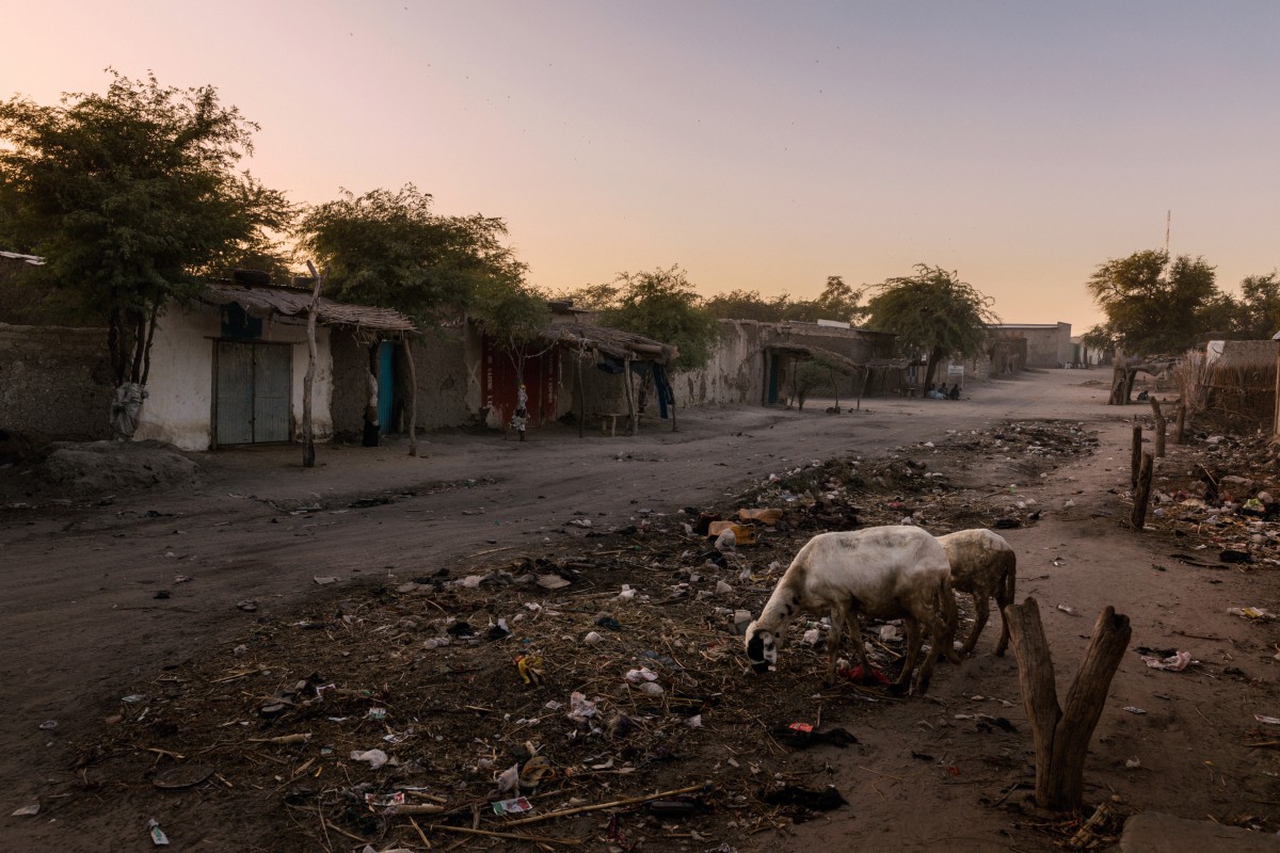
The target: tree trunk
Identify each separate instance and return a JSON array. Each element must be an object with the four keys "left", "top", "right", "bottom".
[
  {"left": 1006, "top": 598, "right": 1131, "bottom": 811},
  {"left": 1108, "top": 361, "right": 1127, "bottom": 405},
  {"left": 1131, "top": 452, "right": 1153, "bottom": 530},
  {"left": 302, "top": 267, "right": 324, "bottom": 468},
  {"left": 403, "top": 336, "right": 419, "bottom": 457},
  {"left": 1174, "top": 404, "right": 1187, "bottom": 445}
]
